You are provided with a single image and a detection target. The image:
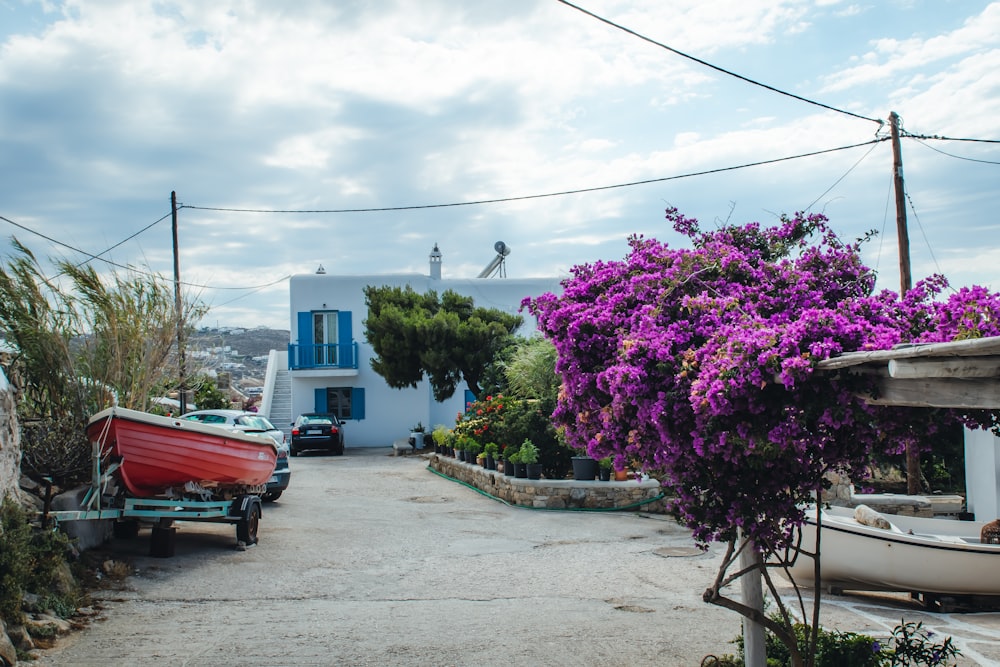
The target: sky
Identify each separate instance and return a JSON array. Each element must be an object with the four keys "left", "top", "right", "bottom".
[{"left": 0, "top": 0, "right": 998, "bottom": 331}]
